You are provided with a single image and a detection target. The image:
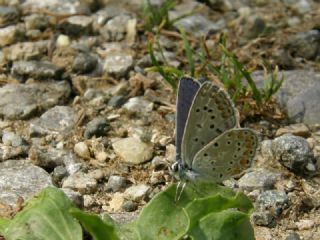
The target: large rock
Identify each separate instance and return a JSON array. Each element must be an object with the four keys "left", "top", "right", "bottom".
[
  {"left": 0, "top": 160, "right": 53, "bottom": 207},
  {"left": 0, "top": 81, "right": 71, "bottom": 120}
]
